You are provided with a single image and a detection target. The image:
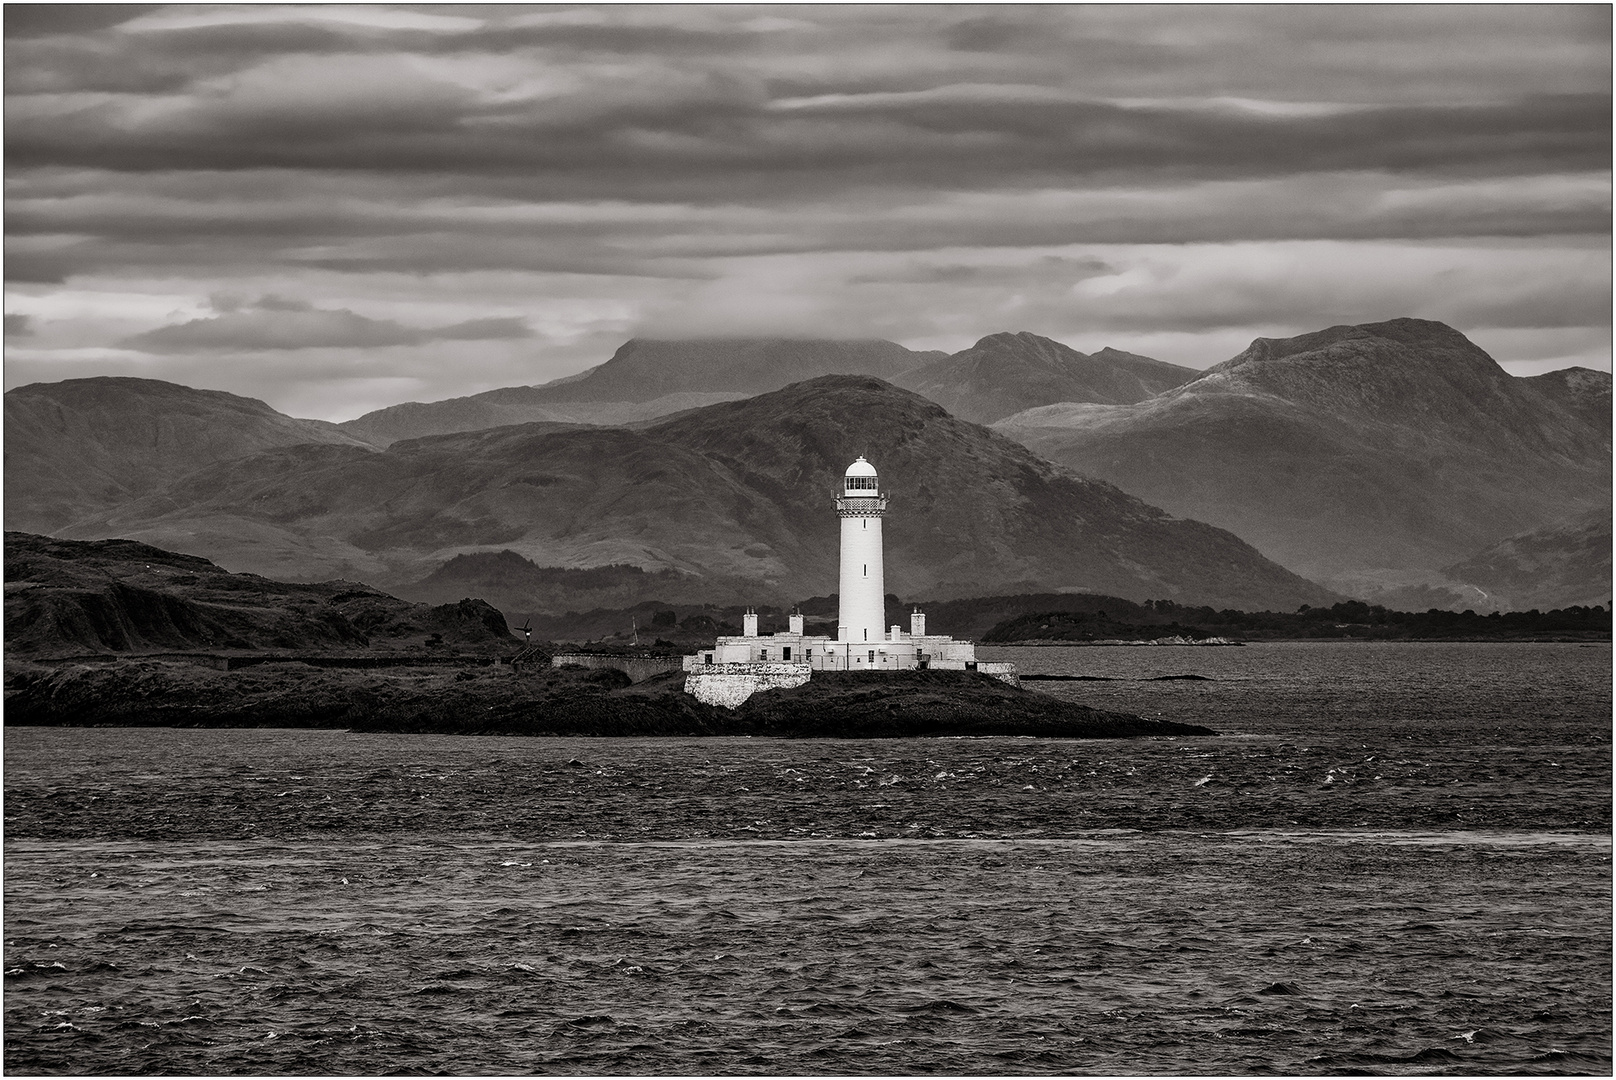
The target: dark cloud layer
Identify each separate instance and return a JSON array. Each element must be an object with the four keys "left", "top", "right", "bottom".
[
  {"left": 119, "top": 297, "right": 532, "bottom": 352},
  {"left": 4, "top": 4, "right": 1609, "bottom": 417}
]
